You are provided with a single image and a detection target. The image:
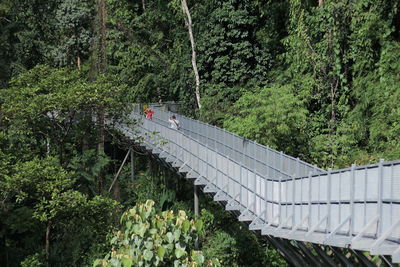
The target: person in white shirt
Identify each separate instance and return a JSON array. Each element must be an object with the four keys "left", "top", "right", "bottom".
[{"left": 169, "top": 115, "right": 180, "bottom": 130}]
